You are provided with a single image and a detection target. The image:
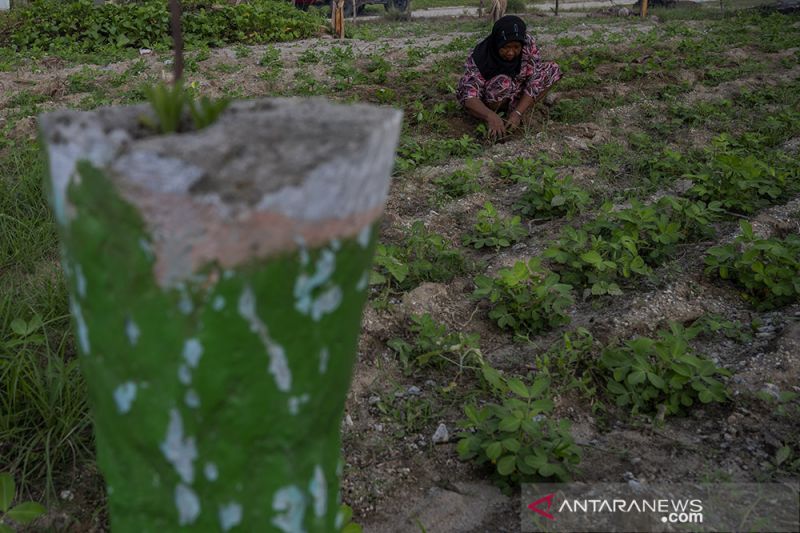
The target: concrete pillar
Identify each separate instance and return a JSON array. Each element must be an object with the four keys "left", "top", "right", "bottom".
[{"left": 39, "top": 98, "right": 401, "bottom": 531}]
